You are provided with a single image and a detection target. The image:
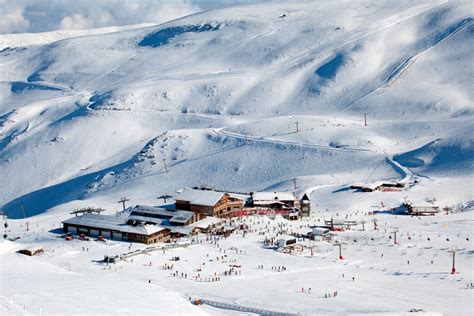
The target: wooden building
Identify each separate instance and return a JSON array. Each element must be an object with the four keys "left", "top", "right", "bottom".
[
  {"left": 251, "top": 191, "right": 296, "bottom": 209},
  {"left": 174, "top": 188, "right": 244, "bottom": 217},
  {"left": 351, "top": 180, "right": 406, "bottom": 192},
  {"left": 18, "top": 246, "right": 44, "bottom": 256},
  {"left": 403, "top": 203, "right": 440, "bottom": 216},
  {"left": 131, "top": 205, "right": 204, "bottom": 226},
  {"left": 299, "top": 193, "right": 311, "bottom": 217},
  {"left": 62, "top": 214, "right": 170, "bottom": 244}
]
